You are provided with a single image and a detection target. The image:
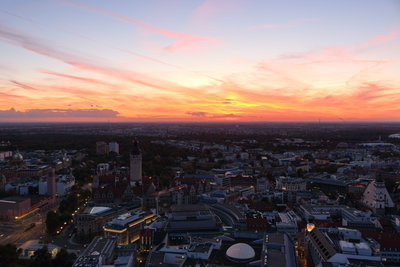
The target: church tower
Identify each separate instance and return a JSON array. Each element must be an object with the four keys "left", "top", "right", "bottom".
[
  {"left": 363, "top": 177, "right": 395, "bottom": 215},
  {"left": 130, "top": 139, "right": 142, "bottom": 185}
]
